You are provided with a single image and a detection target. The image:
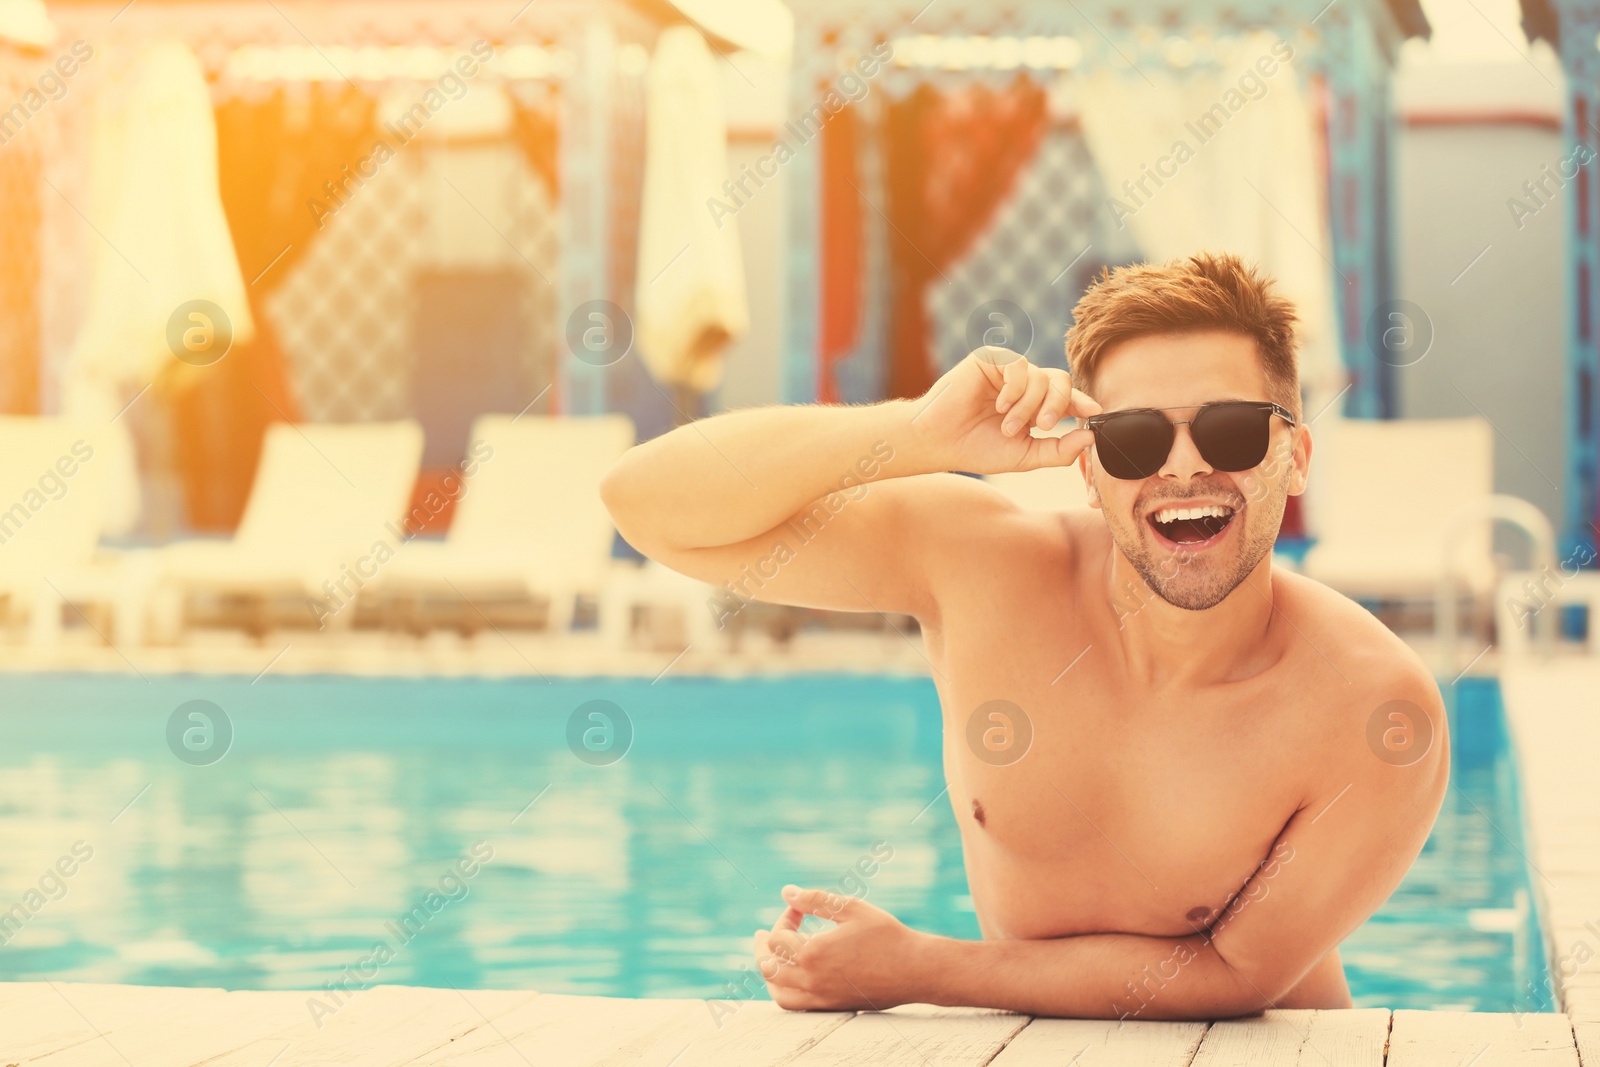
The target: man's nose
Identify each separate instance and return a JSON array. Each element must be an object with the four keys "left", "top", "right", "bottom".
[{"left": 1158, "top": 424, "right": 1213, "bottom": 480}]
